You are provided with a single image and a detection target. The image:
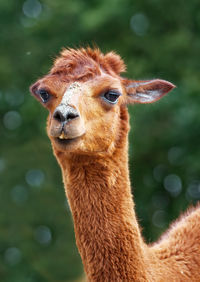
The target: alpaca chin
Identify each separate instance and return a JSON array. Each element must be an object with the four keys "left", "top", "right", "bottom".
[{"left": 51, "top": 135, "right": 84, "bottom": 152}]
